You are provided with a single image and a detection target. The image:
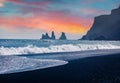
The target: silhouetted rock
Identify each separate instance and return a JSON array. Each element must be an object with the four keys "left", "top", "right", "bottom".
[
  {"left": 81, "top": 6, "right": 120, "bottom": 40},
  {"left": 41, "top": 32, "right": 67, "bottom": 40},
  {"left": 59, "top": 32, "right": 67, "bottom": 40},
  {"left": 51, "top": 31, "right": 56, "bottom": 40},
  {"left": 41, "top": 31, "right": 56, "bottom": 40},
  {"left": 41, "top": 32, "right": 50, "bottom": 40},
  {"left": 41, "top": 34, "right": 45, "bottom": 39}
]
